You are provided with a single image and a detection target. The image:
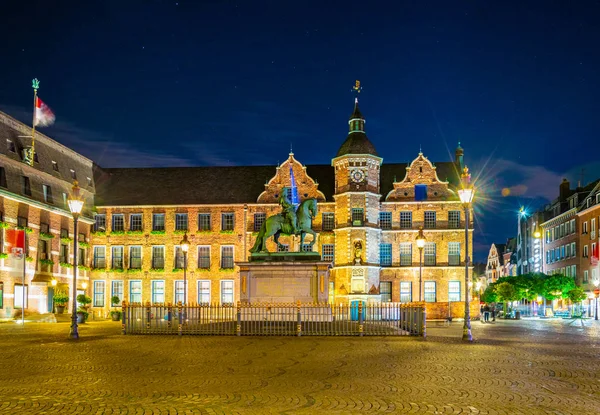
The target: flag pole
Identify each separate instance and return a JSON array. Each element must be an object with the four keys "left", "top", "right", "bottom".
[{"left": 30, "top": 79, "right": 39, "bottom": 167}]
